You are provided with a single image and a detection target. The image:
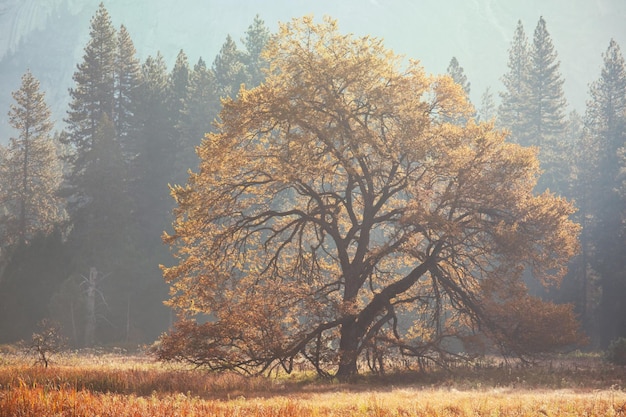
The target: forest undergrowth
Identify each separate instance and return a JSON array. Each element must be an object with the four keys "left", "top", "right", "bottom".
[{"left": 1, "top": 349, "right": 625, "bottom": 416}]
